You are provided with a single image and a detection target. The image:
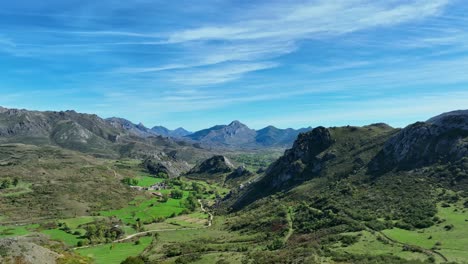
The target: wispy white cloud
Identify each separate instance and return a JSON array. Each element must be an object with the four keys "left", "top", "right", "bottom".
[
  {"left": 59, "top": 0, "right": 444, "bottom": 85},
  {"left": 169, "top": 62, "right": 279, "bottom": 85},
  {"left": 134, "top": 0, "right": 449, "bottom": 84},
  {"left": 0, "top": 36, "right": 15, "bottom": 47},
  {"left": 167, "top": 0, "right": 449, "bottom": 43},
  {"left": 114, "top": 64, "right": 193, "bottom": 74}
]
